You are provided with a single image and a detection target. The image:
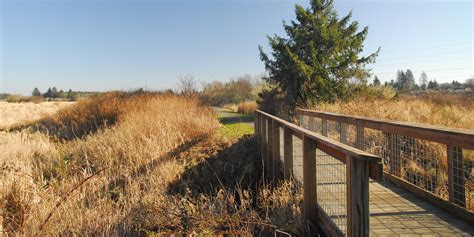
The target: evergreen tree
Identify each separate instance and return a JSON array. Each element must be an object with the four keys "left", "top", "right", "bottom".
[
  {"left": 32, "top": 87, "right": 41, "bottom": 96},
  {"left": 404, "top": 69, "right": 415, "bottom": 91},
  {"left": 259, "top": 0, "right": 379, "bottom": 114},
  {"left": 419, "top": 71, "right": 428, "bottom": 90},
  {"left": 394, "top": 70, "right": 405, "bottom": 90},
  {"left": 427, "top": 80, "right": 439, "bottom": 90},
  {"left": 43, "top": 88, "right": 52, "bottom": 98},
  {"left": 51, "top": 87, "right": 59, "bottom": 98},
  {"left": 373, "top": 75, "right": 381, "bottom": 86}
]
